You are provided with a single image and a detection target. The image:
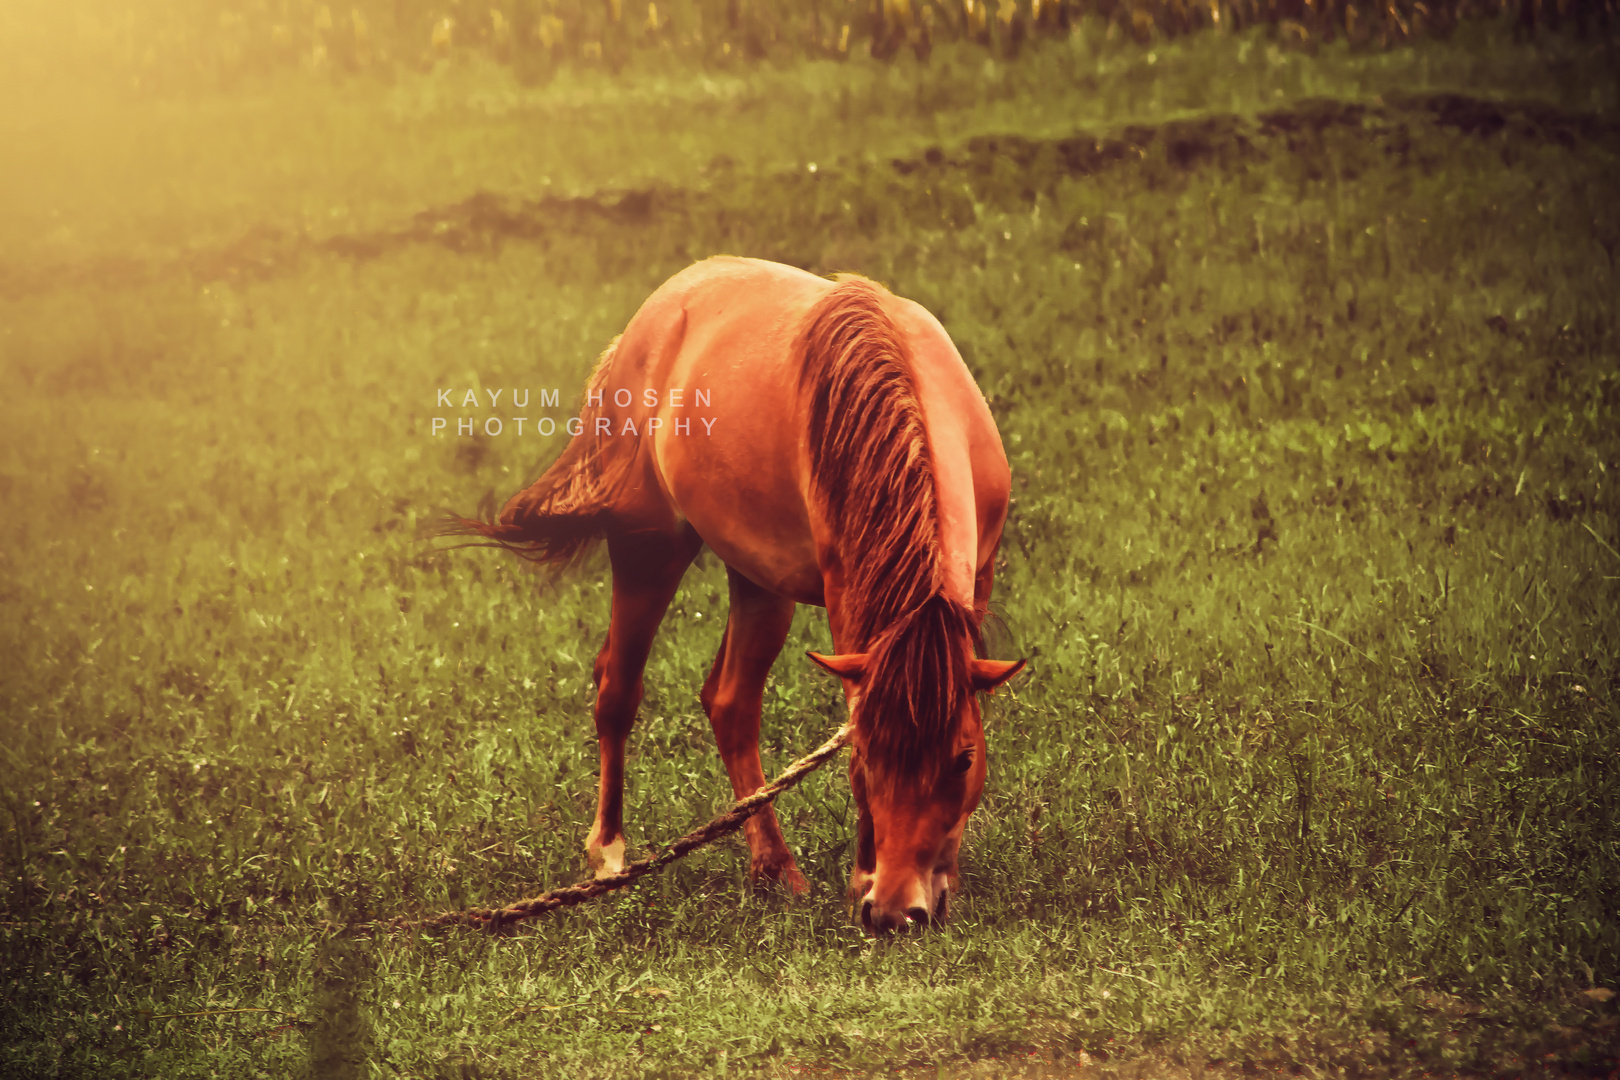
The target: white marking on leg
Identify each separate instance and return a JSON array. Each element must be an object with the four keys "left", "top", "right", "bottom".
[{"left": 587, "top": 835, "right": 625, "bottom": 877}]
